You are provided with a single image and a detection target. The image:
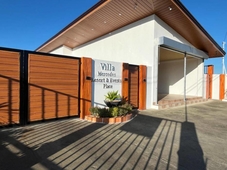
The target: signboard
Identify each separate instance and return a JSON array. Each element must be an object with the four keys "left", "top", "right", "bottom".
[{"left": 92, "top": 59, "right": 122, "bottom": 106}]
